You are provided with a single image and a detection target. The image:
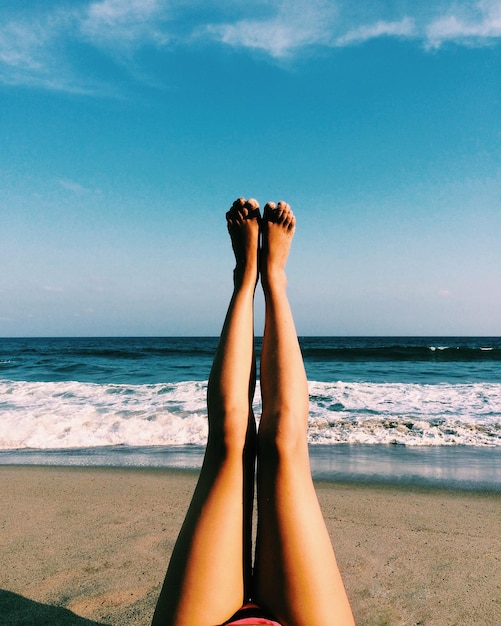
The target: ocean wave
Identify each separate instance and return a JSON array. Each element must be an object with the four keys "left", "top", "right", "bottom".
[
  {"left": 301, "top": 345, "right": 501, "bottom": 362},
  {"left": 1, "top": 379, "right": 500, "bottom": 449}
]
